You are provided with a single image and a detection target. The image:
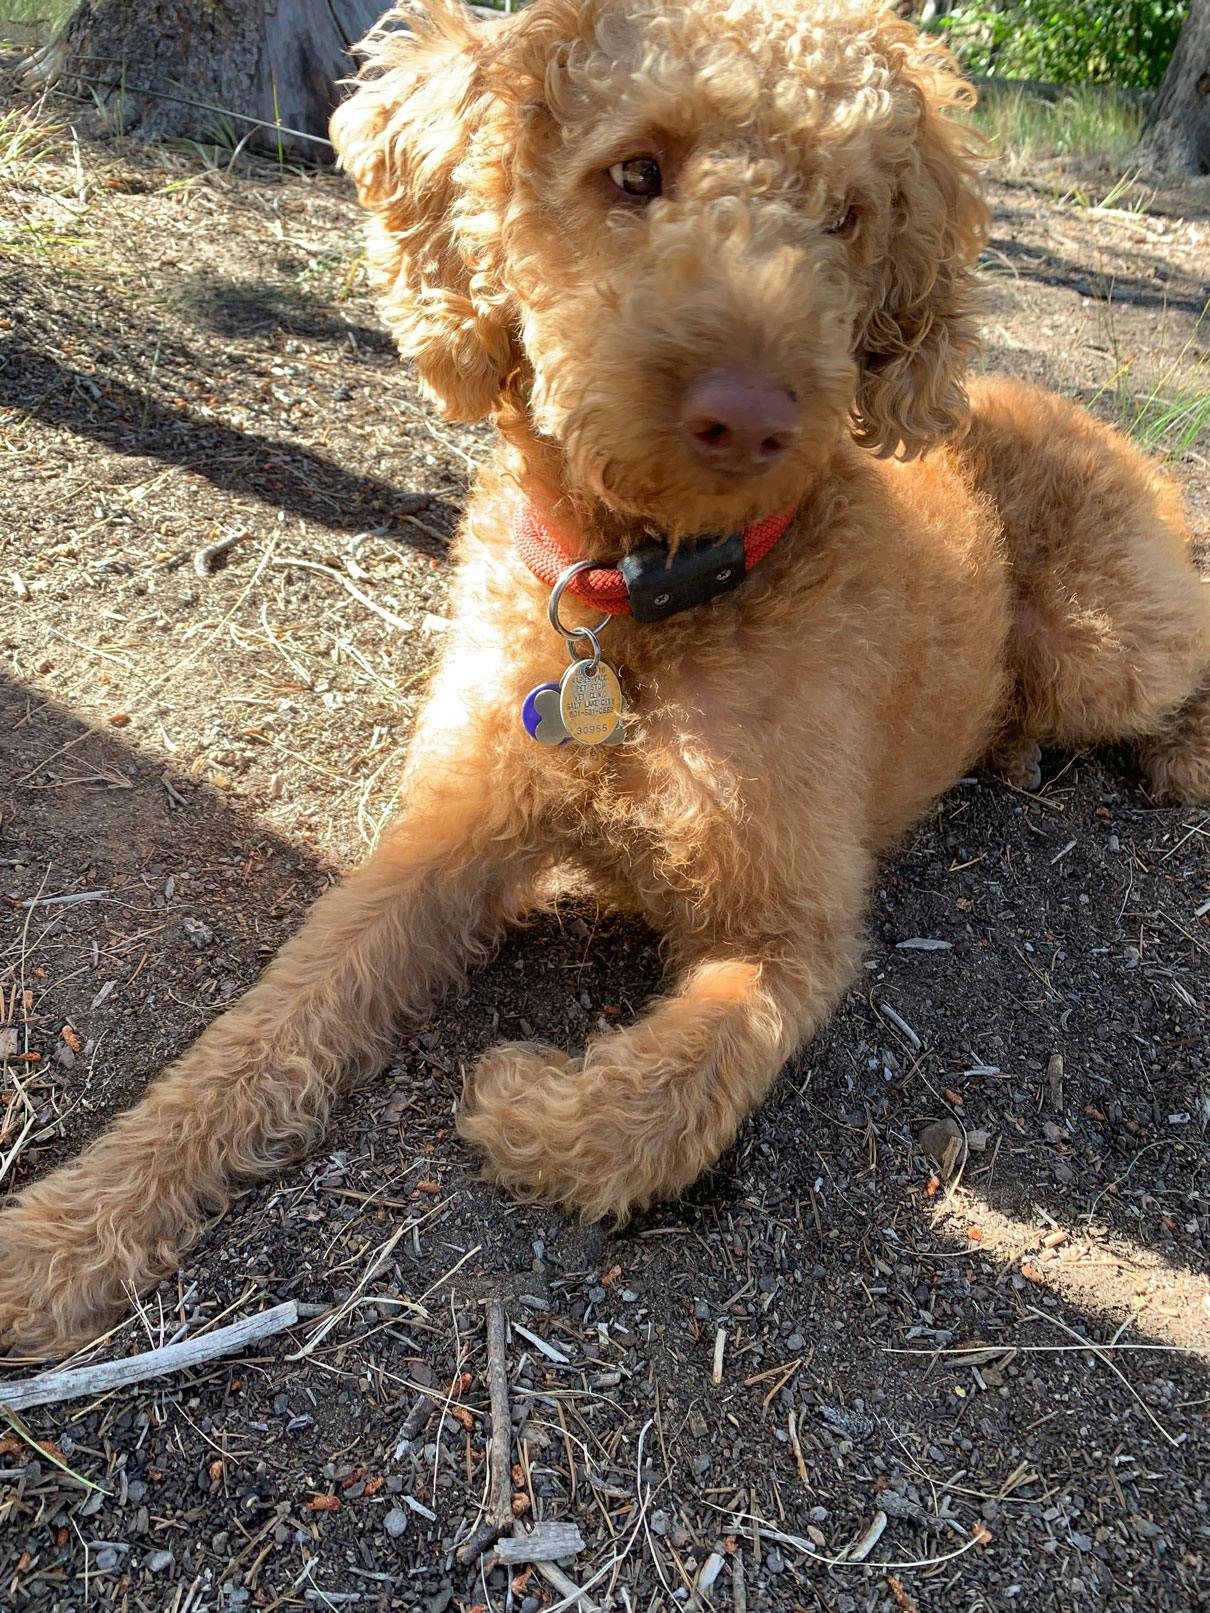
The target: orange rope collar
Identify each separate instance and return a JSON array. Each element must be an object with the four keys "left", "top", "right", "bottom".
[{"left": 513, "top": 503, "right": 794, "bottom": 617}]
